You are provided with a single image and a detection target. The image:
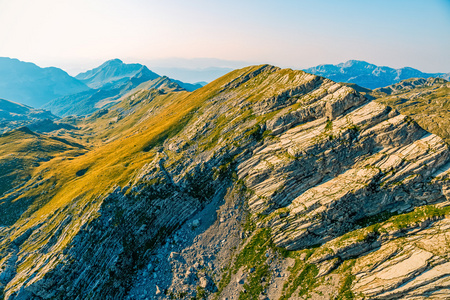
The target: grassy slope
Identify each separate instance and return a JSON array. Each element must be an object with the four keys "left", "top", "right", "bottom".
[
  {"left": 5, "top": 65, "right": 328, "bottom": 293},
  {"left": 375, "top": 80, "right": 450, "bottom": 143},
  {"left": 5, "top": 66, "right": 257, "bottom": 247},
  {"left": 2, "top": 67, "right": 450, "bottom": 298},
  {"left": 0, "top": 127, "right": 87, "bottom": 225}
]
